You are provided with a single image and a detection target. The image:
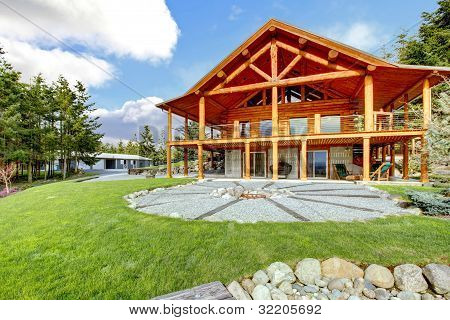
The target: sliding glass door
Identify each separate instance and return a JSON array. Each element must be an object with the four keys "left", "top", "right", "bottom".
[
  {"left": 243, "top": 152, "right": 266, "bottom": 178},
  {"left": 306, "top": 150, "right": 328, "bottom": 178}
]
